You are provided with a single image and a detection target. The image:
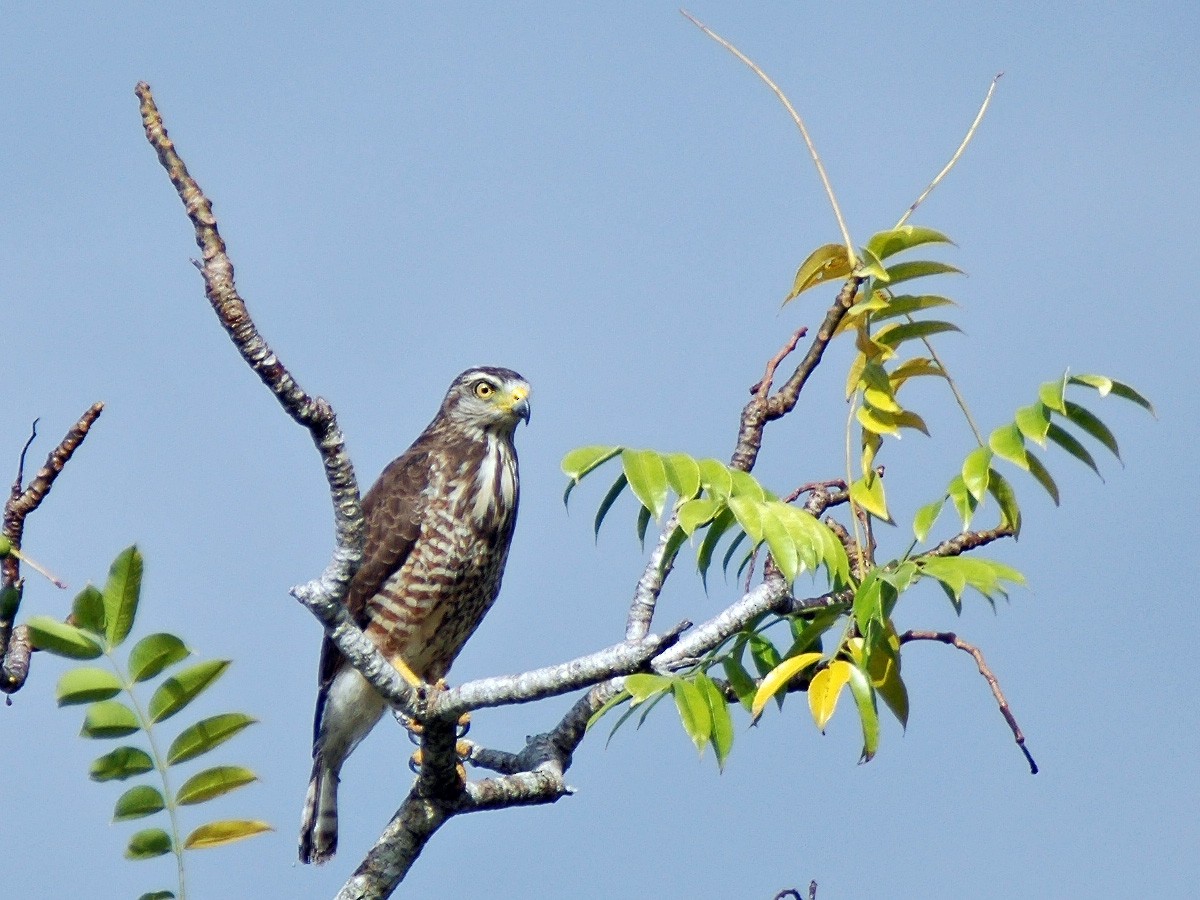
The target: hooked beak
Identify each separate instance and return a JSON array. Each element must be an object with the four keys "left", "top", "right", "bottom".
[{"left": 509, "top": 388, "right": 531, "bottom": 424}]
